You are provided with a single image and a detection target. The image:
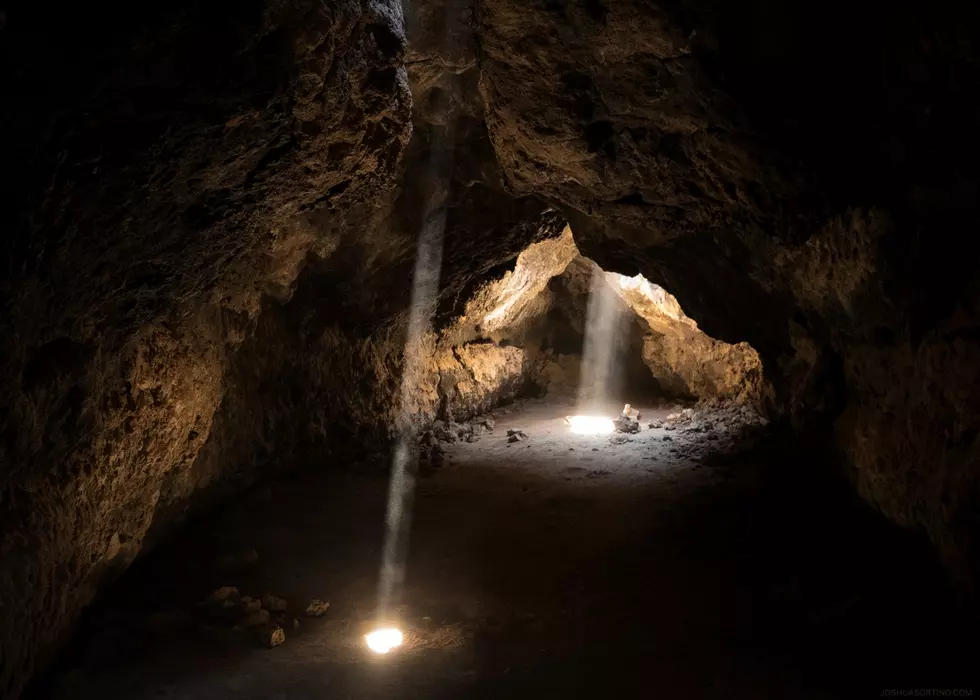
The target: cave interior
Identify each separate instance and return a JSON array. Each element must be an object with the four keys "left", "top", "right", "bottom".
[{"left": 2, "top": 0, "right": 980, "bottom": 698}]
